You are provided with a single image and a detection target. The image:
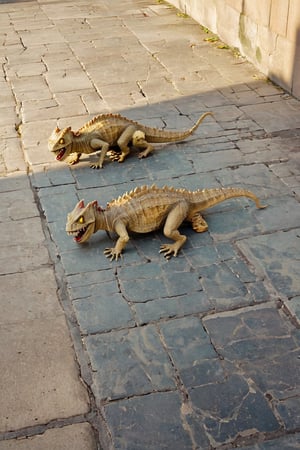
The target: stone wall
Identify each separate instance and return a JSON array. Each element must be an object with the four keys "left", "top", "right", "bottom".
[{"left": 168, "top": 0, "right": 300, "bottom": 99}]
